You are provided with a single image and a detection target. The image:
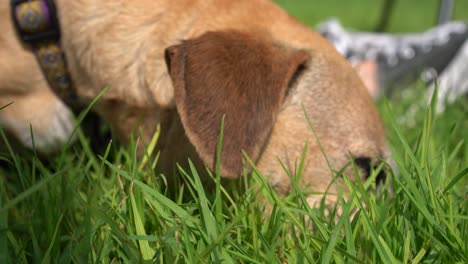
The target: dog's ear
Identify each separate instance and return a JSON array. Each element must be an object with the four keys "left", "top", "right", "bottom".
[{"left": 164, "top": 30, "right": 309, "bottom": 178}]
